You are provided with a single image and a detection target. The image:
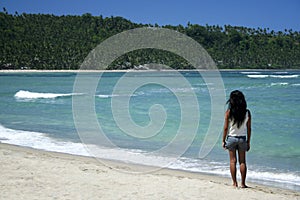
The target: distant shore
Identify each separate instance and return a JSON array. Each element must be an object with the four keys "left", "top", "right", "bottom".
[
  {"left": 1, "top": 68, "right": 299, "bottom": 73},
  {"left": 0, "top": 143, "right": 299, "bottom": 199}
]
